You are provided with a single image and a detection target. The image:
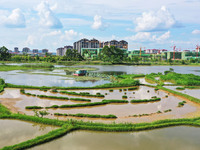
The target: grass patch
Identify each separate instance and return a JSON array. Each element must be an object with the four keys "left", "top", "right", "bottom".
[
  {"left": 26, "top": 99, "right": 129, "bottom": 110},
  {"left": 54, "top": 113, "right": 117, "bottom": 119},
  {"left": 178, "top": 101, "right": 186, "bottom": 107},
  {"left": 131, "top": 98, "right": 161, "bottom": 103},
  {"left": 69, "top": 98, "right": 91, "bottom": 102},
  {"left": 176, "top": 87, "right": 185, "bottom": 90},
  {"left": 122, "top": 95, "right": 128, "bottom": 99},
  {"left": 160, "top": 72, "right": 200, "bottom": 86},
  {"left": 59, "top": 91, "right": 105, "bottom": 97},
  {"left": 157, "top": 86, "right": 200, "bottom": 104},
  {"left": 37, "top": 95, "right": 69, "bottom": 100}
]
